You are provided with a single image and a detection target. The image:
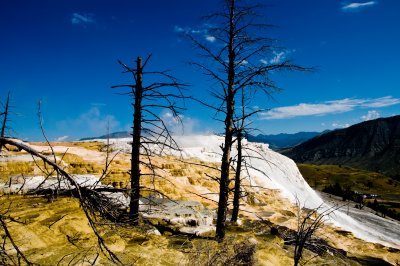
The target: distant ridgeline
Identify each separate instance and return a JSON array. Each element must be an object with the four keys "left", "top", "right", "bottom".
[
  {"left": 246, "top": 131, "right": 321, "bottom": 150},
  {"left": 282, "top": 115, "right": 400, "bottom": 179},
  {"left": 80, "top": 131, "right": 131, "bottom": 141}
]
